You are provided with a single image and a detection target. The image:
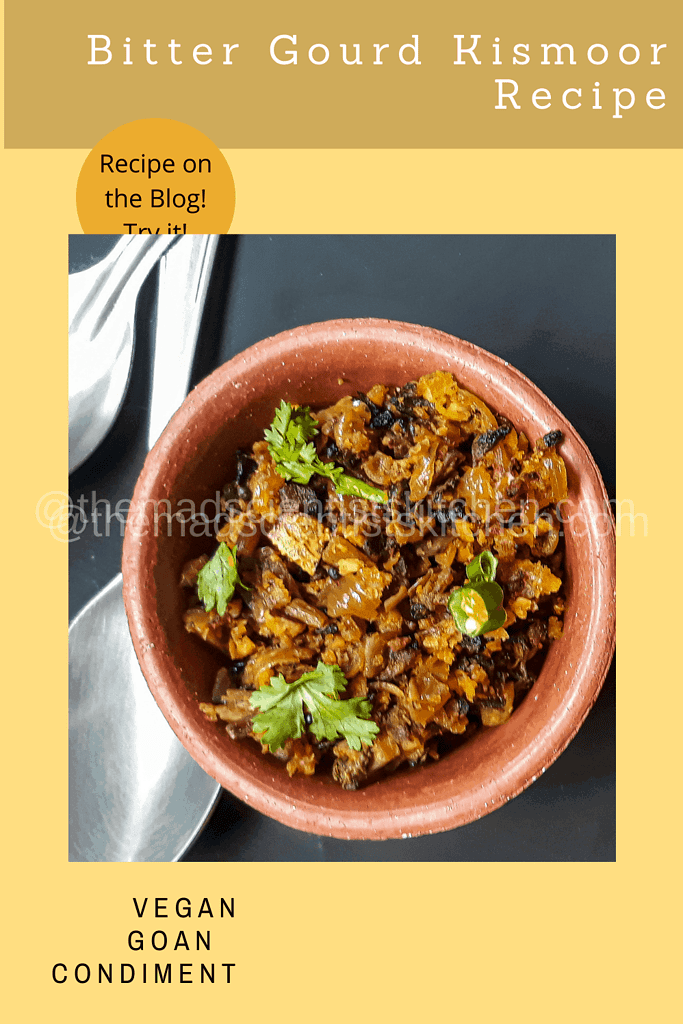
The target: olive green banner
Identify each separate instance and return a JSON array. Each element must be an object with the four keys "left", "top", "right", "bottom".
[{"left": 5, "top": 0, "right": 681, "bottom": 148}]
